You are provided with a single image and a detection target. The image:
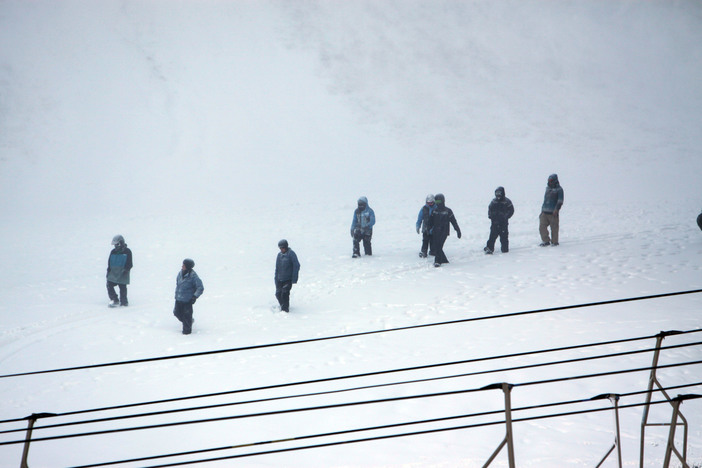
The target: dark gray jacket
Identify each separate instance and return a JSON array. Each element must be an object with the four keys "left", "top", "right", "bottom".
[
  {"left": 275, "top": 249, "right": 300, "bottom": 284},
  {"left": 541, "top": 174, "right": 564, "bottom": 214},
  {"left": 106, "top": 245, "right": 133, "bottom": 285}
]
